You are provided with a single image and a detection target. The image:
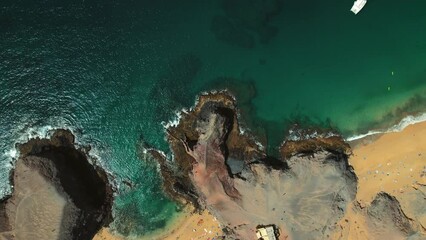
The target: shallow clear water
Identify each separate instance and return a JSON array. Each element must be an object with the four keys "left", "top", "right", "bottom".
[{"left": 1, "top": 0, "right": 426, "bottom": 236}]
